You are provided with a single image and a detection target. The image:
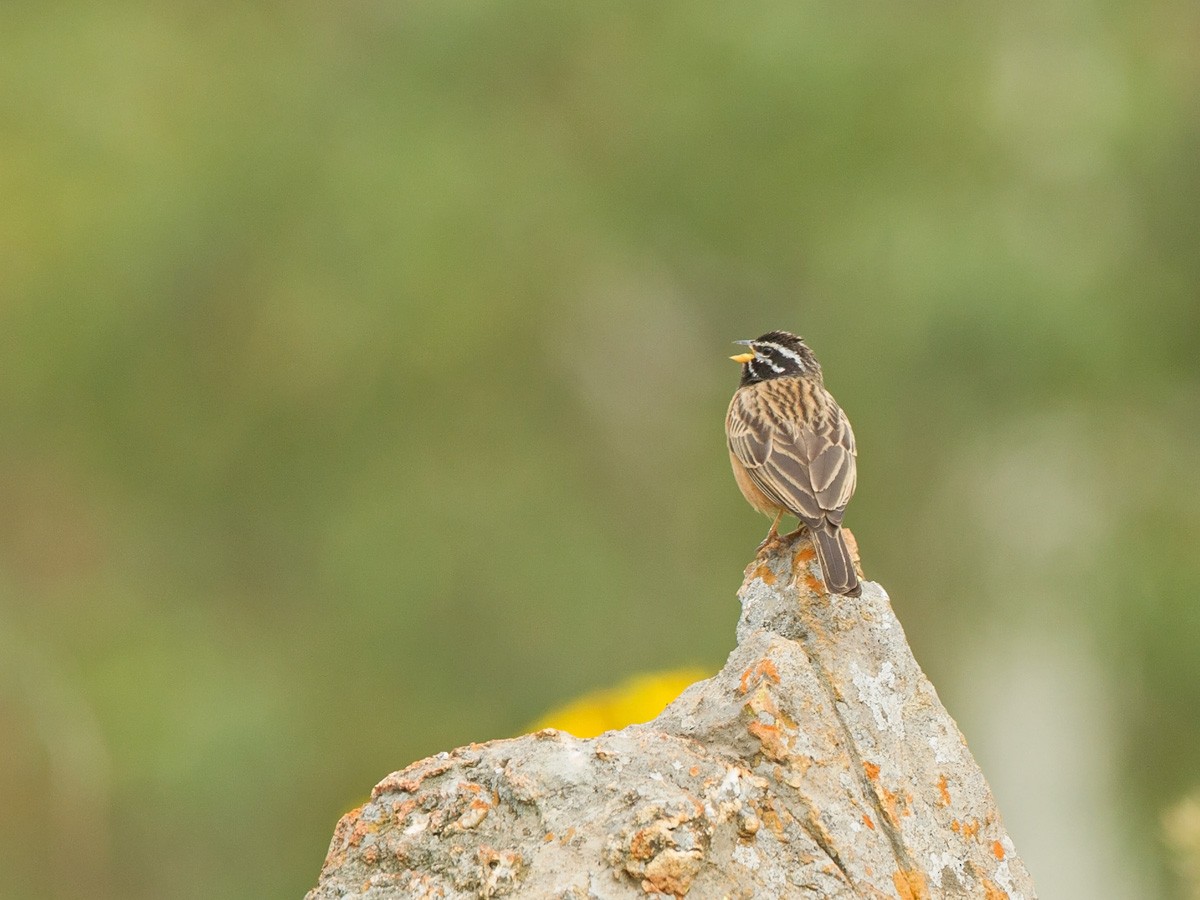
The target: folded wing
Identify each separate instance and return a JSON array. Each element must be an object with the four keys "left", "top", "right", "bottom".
[{"left": 726, "top": 390, "right": 857, "bottom": 527}]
